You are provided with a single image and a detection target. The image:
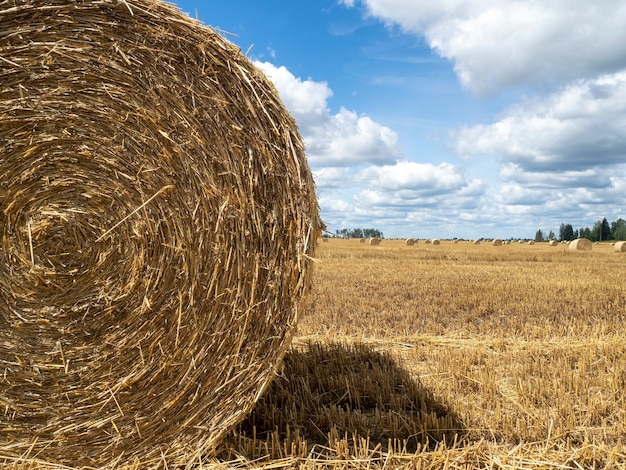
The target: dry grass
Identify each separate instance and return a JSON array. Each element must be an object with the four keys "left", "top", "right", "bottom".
[
  {"left": 3, "top": 240, "right": 626, "bottom": 467},
  {"left": 214, "top": 239, "right": 626, "bottom": 469}
]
